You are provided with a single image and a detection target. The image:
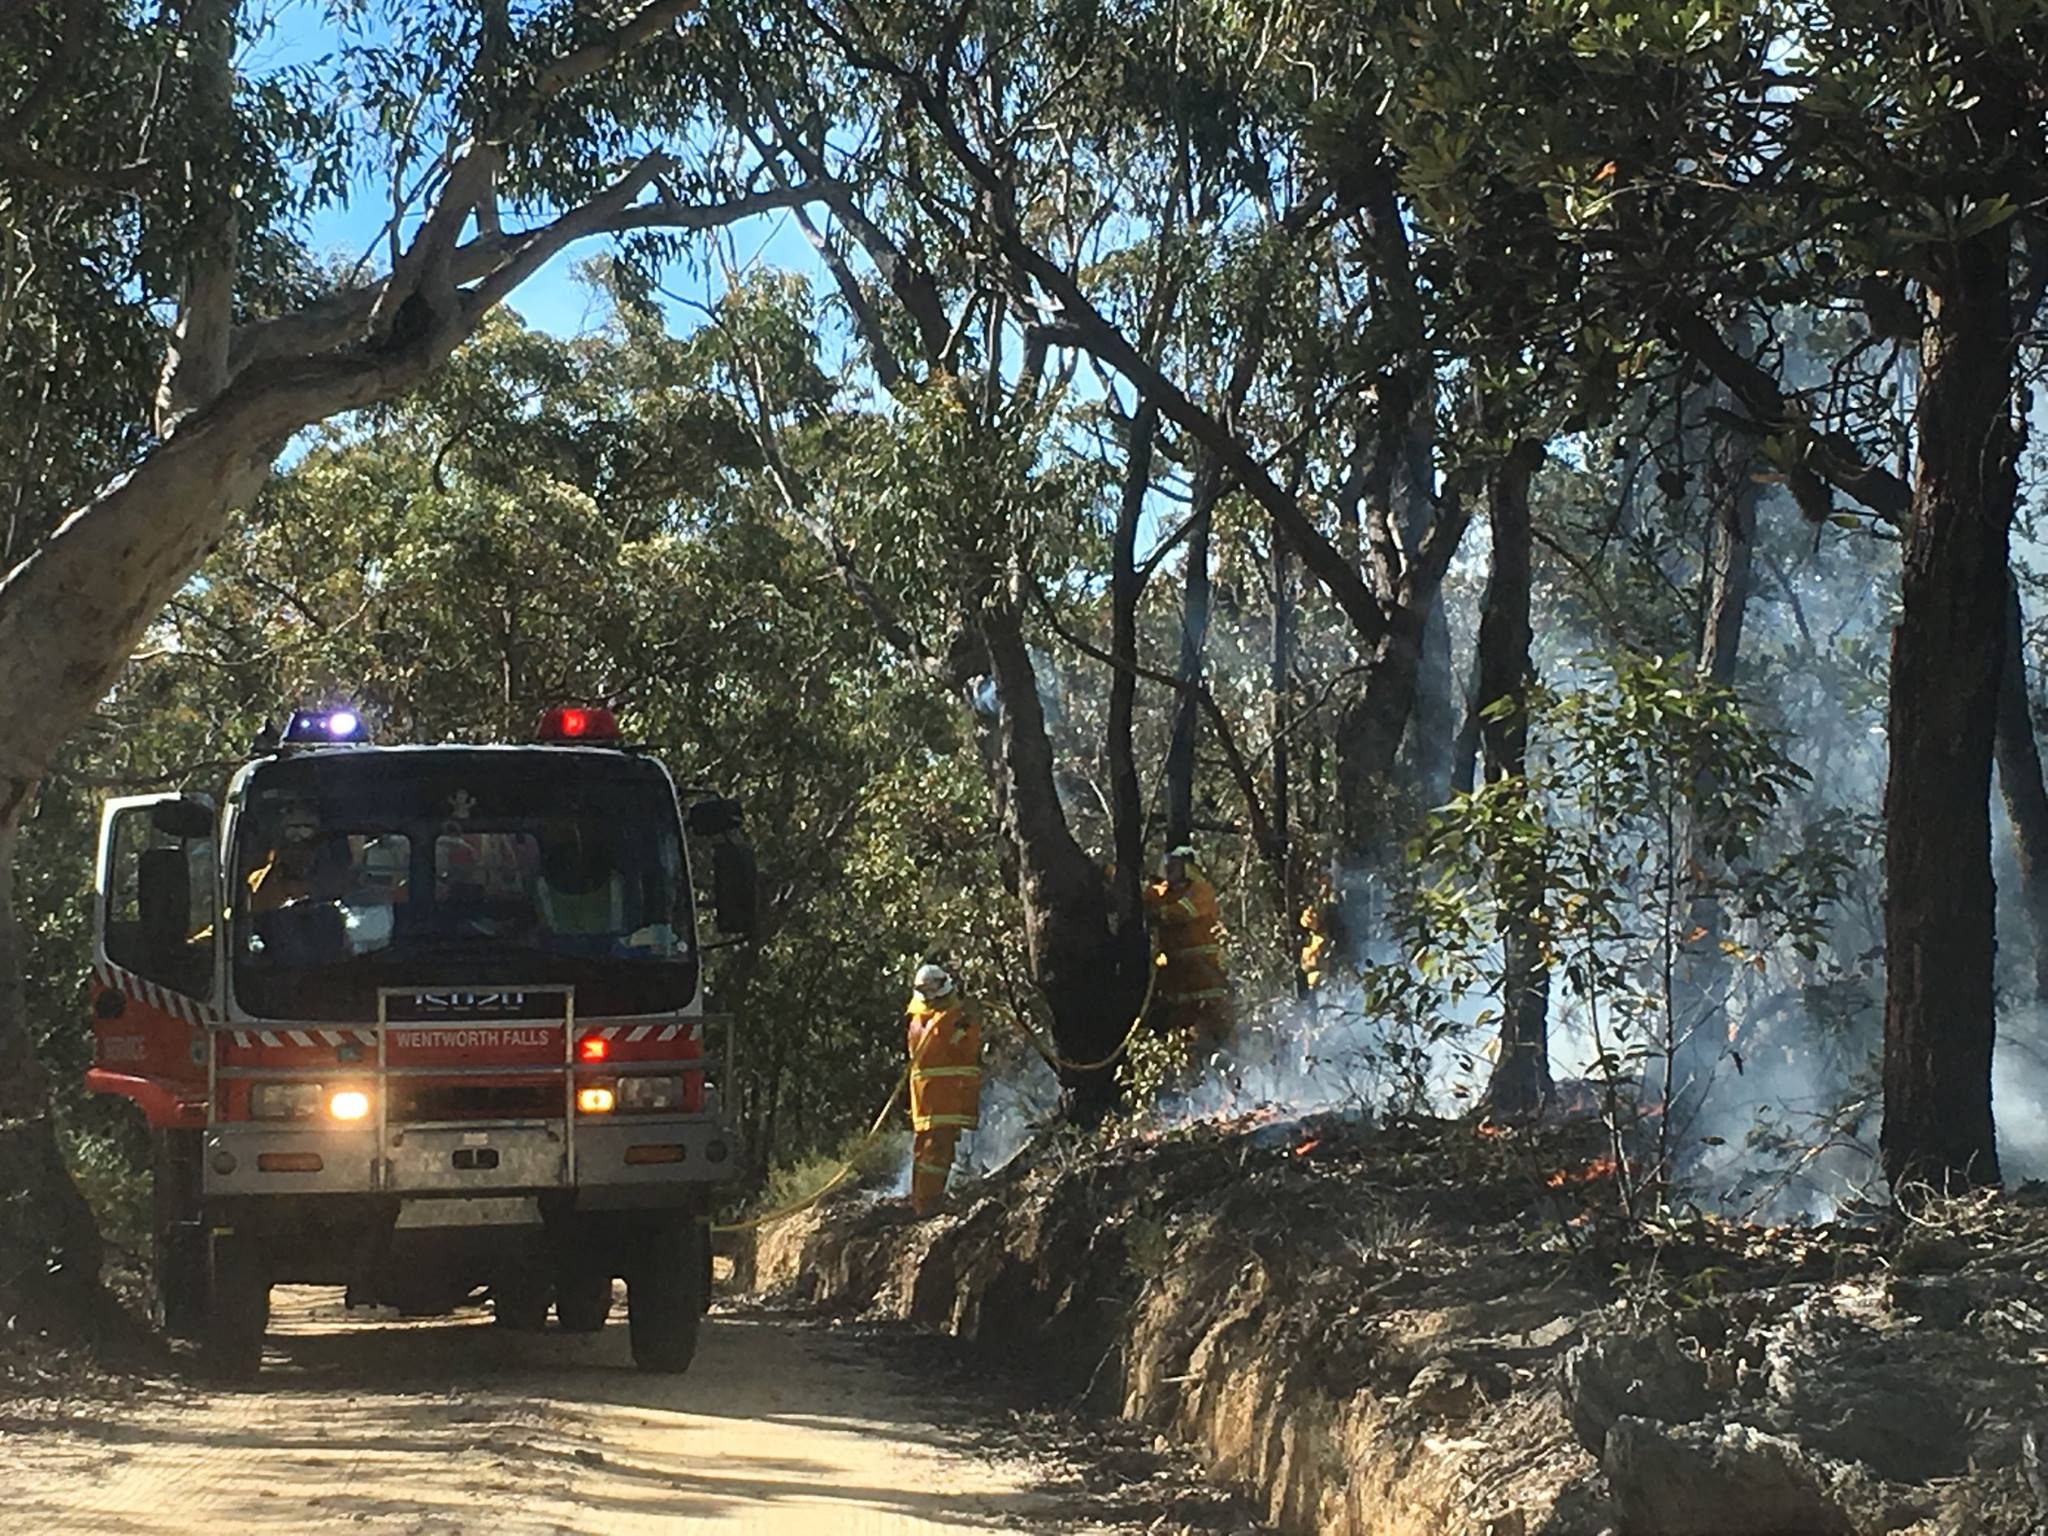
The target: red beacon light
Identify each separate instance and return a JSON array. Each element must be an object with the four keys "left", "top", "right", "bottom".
[{"left": 534, "top": 704, "right": 622, "bottom": 744}]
